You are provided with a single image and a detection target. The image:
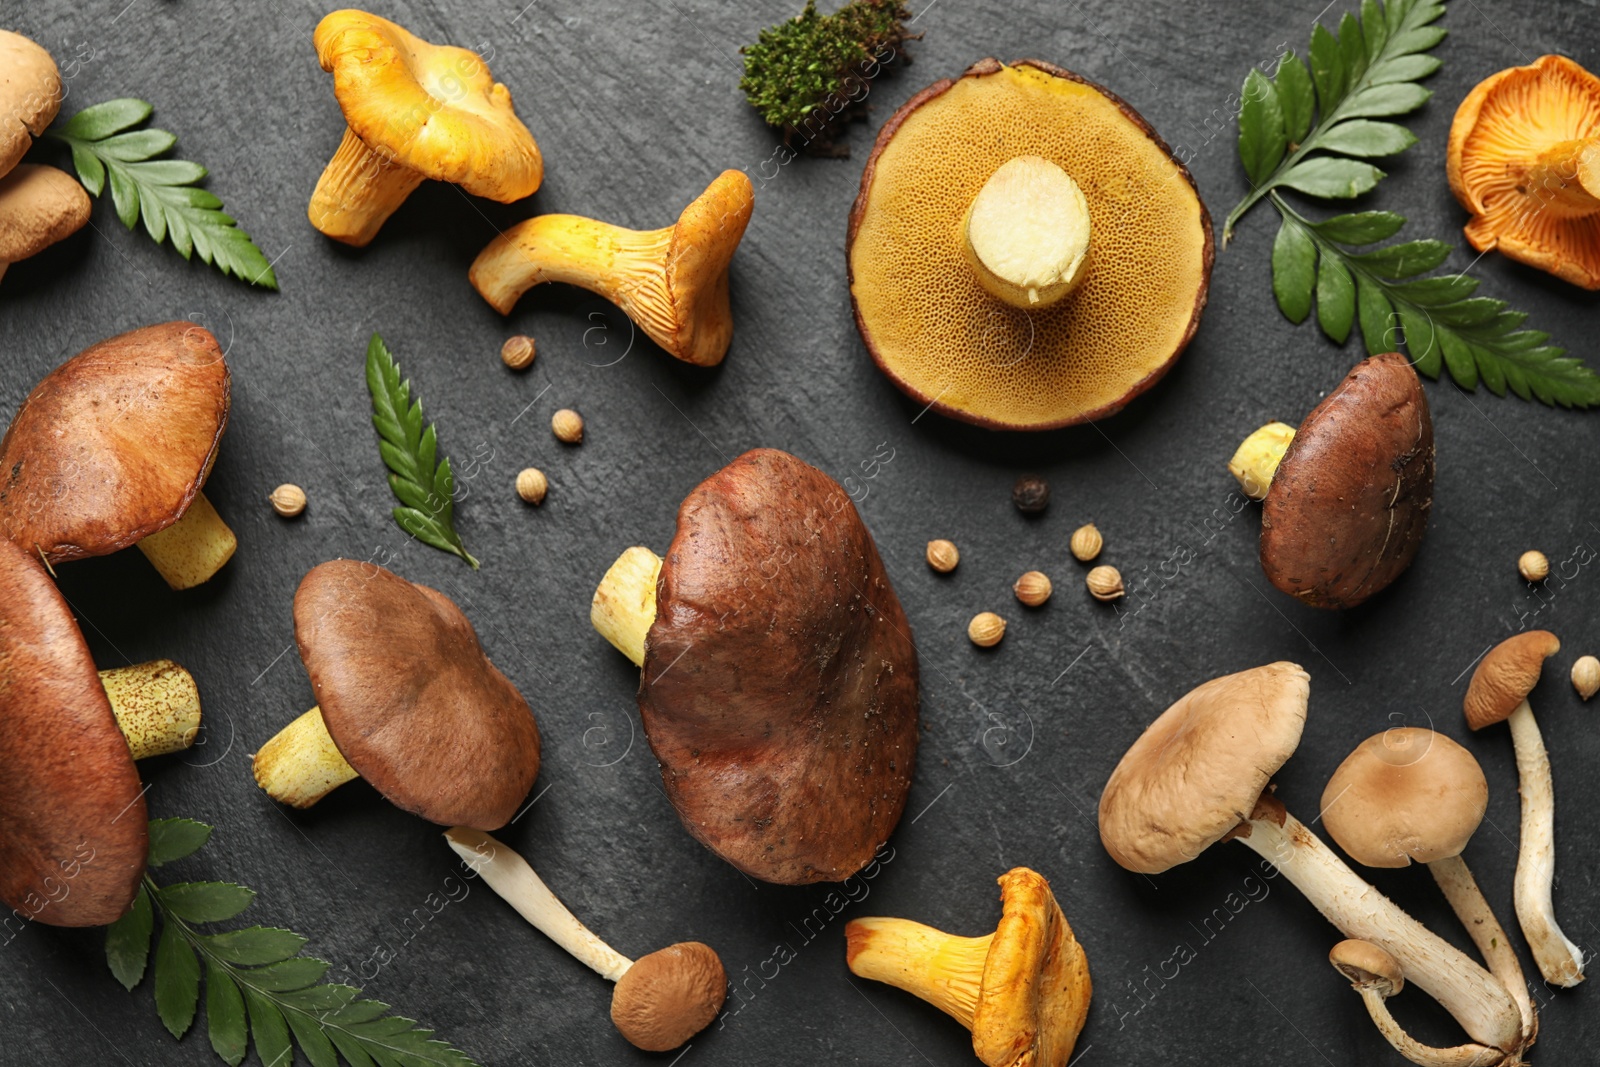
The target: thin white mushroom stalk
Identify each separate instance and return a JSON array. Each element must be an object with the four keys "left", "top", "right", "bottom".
[
  {"left": 1505, "top": 699, "right": 1586, "bottom": 987},
  {"left": 1345, "top": 978, "right": 1505, "bottom": 1067},
  {"left": 1429, "top": 853, "right": 1536, "bottom": 1040}
]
